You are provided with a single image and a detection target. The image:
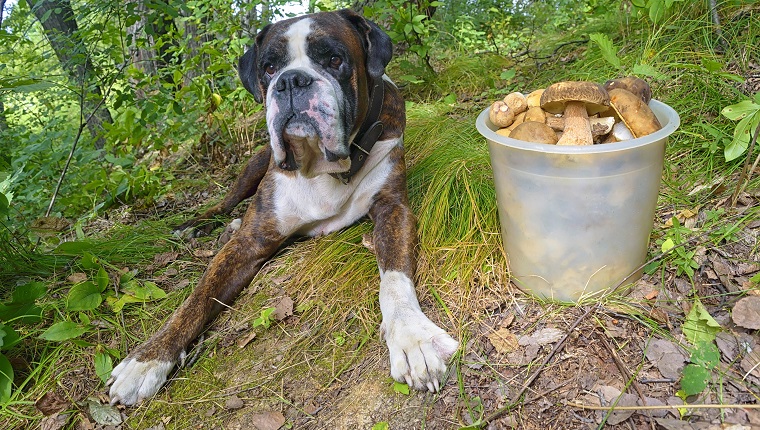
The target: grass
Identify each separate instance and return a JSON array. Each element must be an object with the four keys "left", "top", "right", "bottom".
[{"left": 2, "top": 3, "right": 760, "bottom": 429}]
